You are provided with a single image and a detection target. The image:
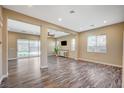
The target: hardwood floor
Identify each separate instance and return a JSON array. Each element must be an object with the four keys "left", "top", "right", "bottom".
[{"left": 0, "top": 56, "right": 122, "bottom": 88}]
